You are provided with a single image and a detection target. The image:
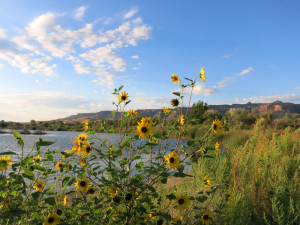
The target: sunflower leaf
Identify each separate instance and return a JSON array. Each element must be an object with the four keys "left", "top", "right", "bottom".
[
  {"left": 44, "top": 197, "right": 56, "bottom": 206},
  {"left": 172, "top": 92, "right": 181, "bottom": 97},
  {"left": 0, "top": 151, "right": 17, "bottom": 155}
]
